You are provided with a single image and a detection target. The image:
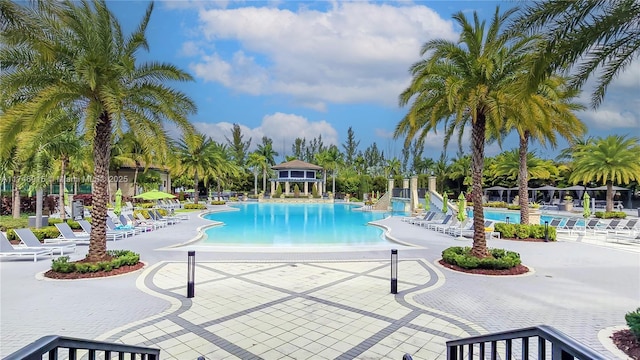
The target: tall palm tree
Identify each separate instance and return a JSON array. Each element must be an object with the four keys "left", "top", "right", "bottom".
[
  {"left": 174, "top": 131, "right": 215, "bottom": 205},
  {"left": 324, "top": 146, "right": 343, "bottom": 193},
  {"left": 570, "top": 135, "right": 640, "bottom": 212},
  {"left": 395, "top": 7, "right": 535, "bottom": 257},
  {"left": 205, "top": 142, "right": 241, "bottom": 200},
  {"left": 247, "top": 152, "right": 267, "bottom": 195},
  {"left": 502, "top": 75, "right": 586, "bottom": 224},
  {"left": 1, "top": 1, "right": 196, "bottom": 262},
  {"left": 256, "top": 137, "right": 278, "bottom": 193},
  {"left": 513, "top": 0, "right": 640, "bottom": 107}
]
